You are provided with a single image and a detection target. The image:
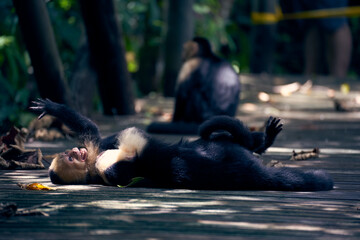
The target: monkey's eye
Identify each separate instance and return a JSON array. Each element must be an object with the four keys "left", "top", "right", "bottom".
[{"left": 68, "top": 156, "right": 73, "bottom": 162}]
